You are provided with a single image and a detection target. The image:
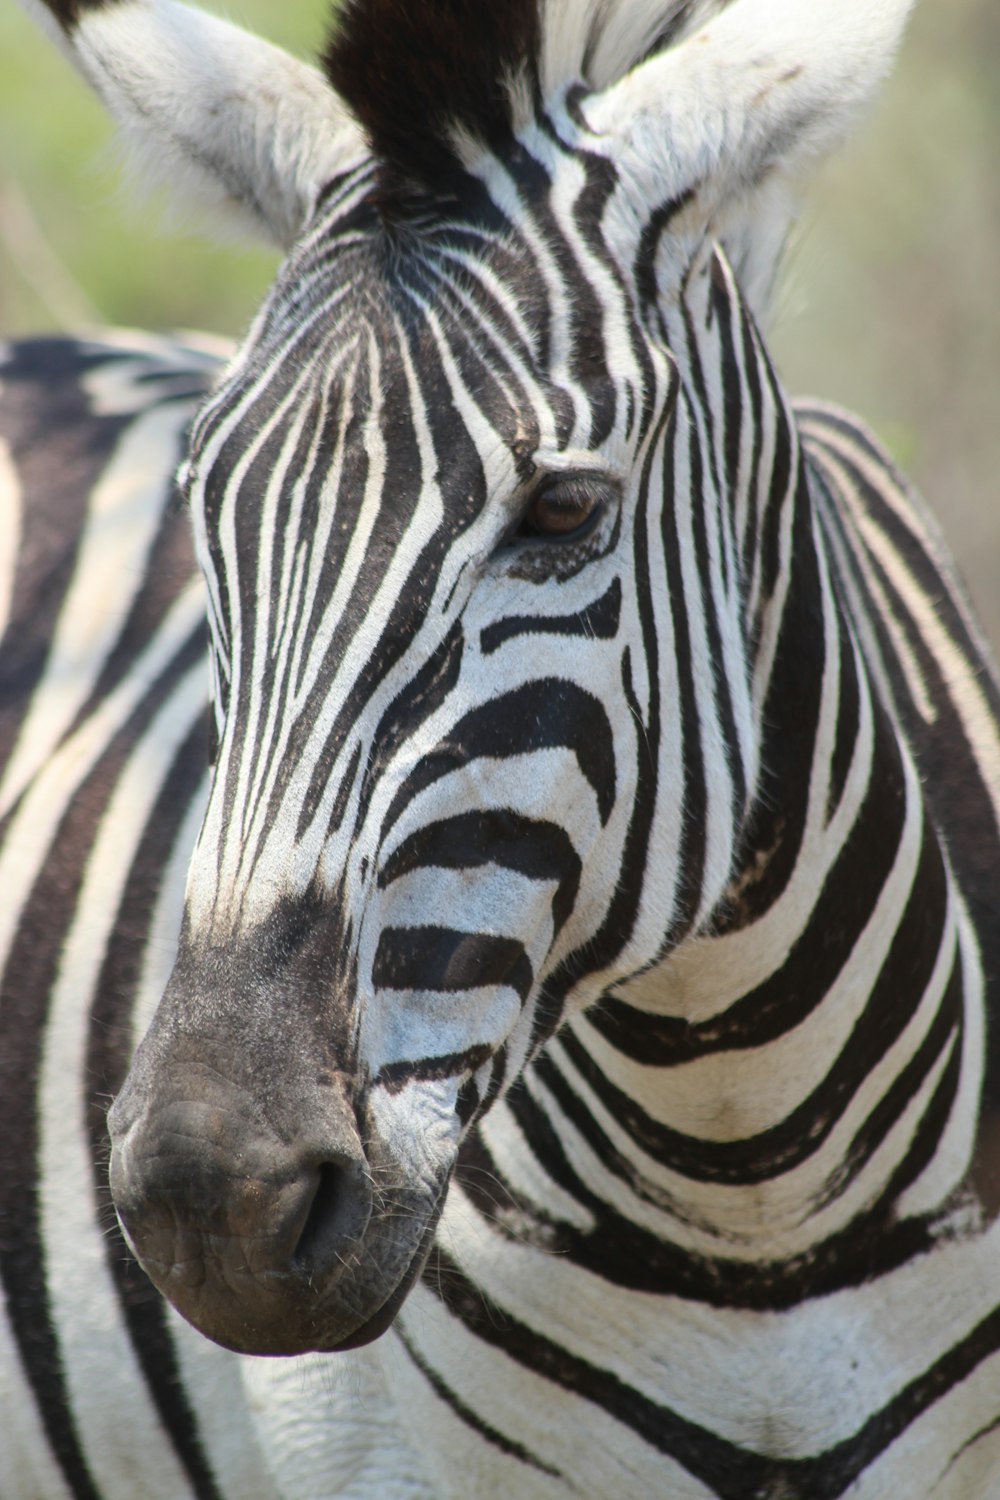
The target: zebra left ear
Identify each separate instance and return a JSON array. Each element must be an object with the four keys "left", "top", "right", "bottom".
[
  {"left": 19, "top": 0, "right": 368, "bottom": 248},
  {"left": 583, "top": 0, "right": 914, "bottom": 310}
]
